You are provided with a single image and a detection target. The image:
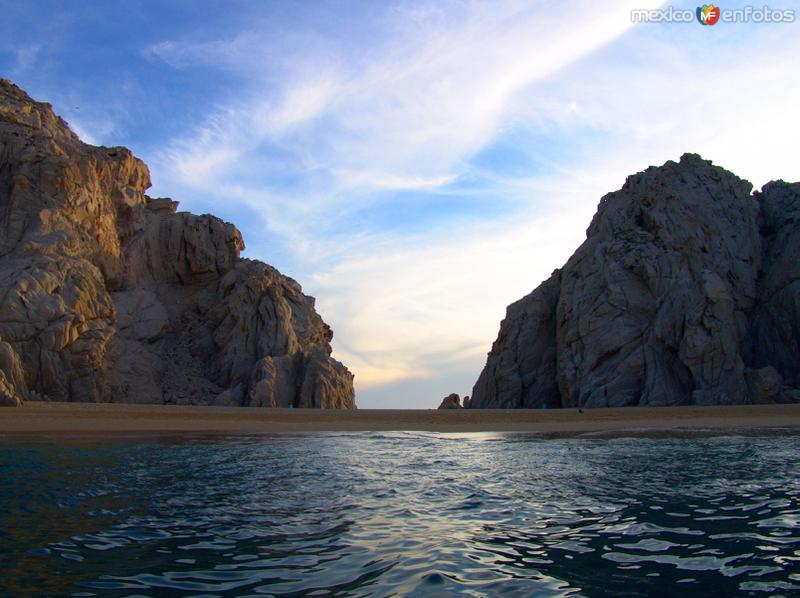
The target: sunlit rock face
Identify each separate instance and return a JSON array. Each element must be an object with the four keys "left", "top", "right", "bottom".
[
  {"left": 0, "top": 79, "right": 355, "bottom": 408},
  {"left": 471, "top": 154, "right": 800, "bottom": 408}
]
